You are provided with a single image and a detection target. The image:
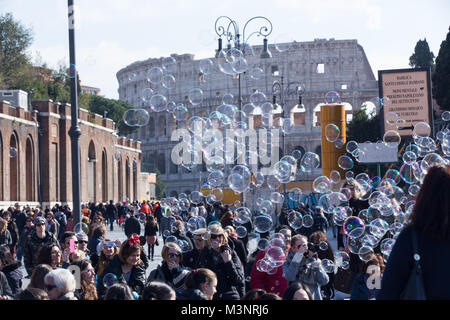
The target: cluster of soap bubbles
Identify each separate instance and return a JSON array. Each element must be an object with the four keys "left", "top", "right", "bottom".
[{"left": 254, "top": 232, "right": 288, "bottom": 275}]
